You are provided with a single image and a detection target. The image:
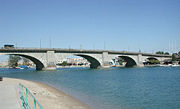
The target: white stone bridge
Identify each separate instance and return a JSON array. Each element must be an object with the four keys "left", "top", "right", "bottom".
[{"left": 0, "top": 48, "right": 171, "bottom": 70}]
